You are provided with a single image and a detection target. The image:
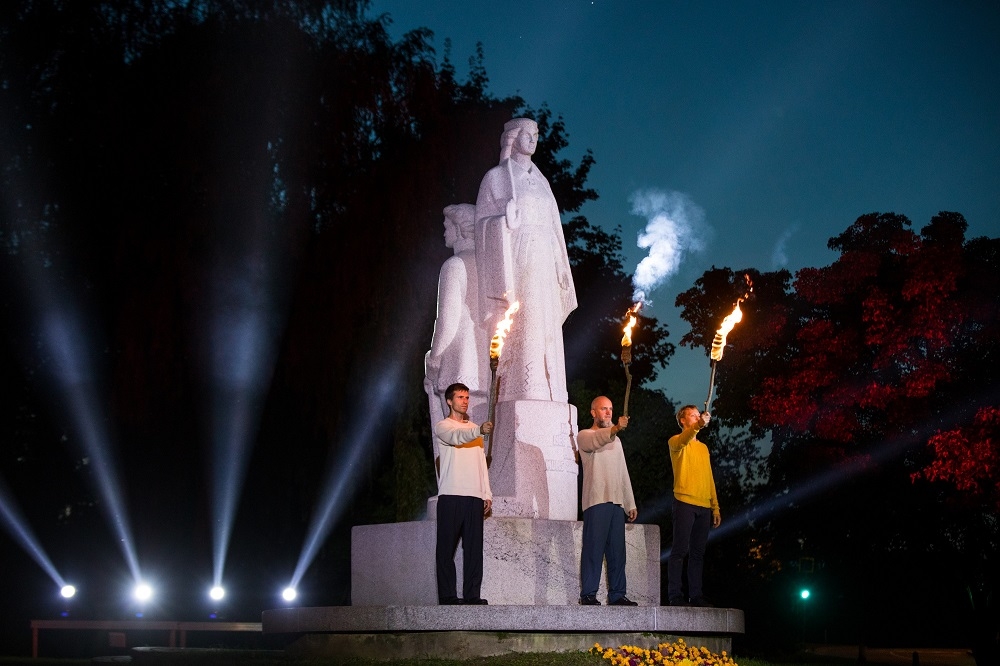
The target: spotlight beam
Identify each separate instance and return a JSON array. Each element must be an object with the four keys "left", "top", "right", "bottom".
[
  {"left": 659, "top": 410, "right": 972, "bottom": 561},
  {"left": 205, "top": 232, "right": 289, "bottom": 590},
  {"left": 0, "top": 474, "right": 66, "bottom": 588},
  {"left": 10, "top": 167, "right": 142, "bottom": 587},
  {"left": 41, "top": 308, "right": 142, "bottom": 582},
  {"left": 288, "top": 370, "right": 399, "bottom": 590}
]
